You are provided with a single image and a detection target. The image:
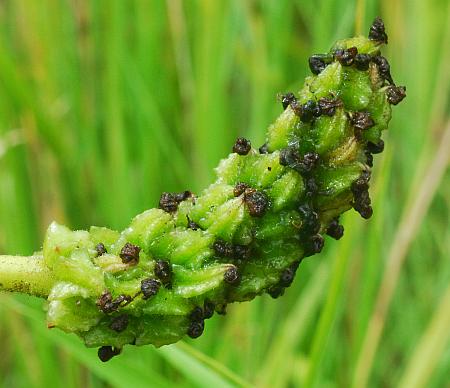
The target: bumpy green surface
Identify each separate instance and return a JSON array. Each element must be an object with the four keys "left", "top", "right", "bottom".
[{"left": 0, "top": 21, "right": 405, "bottom": 360}]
